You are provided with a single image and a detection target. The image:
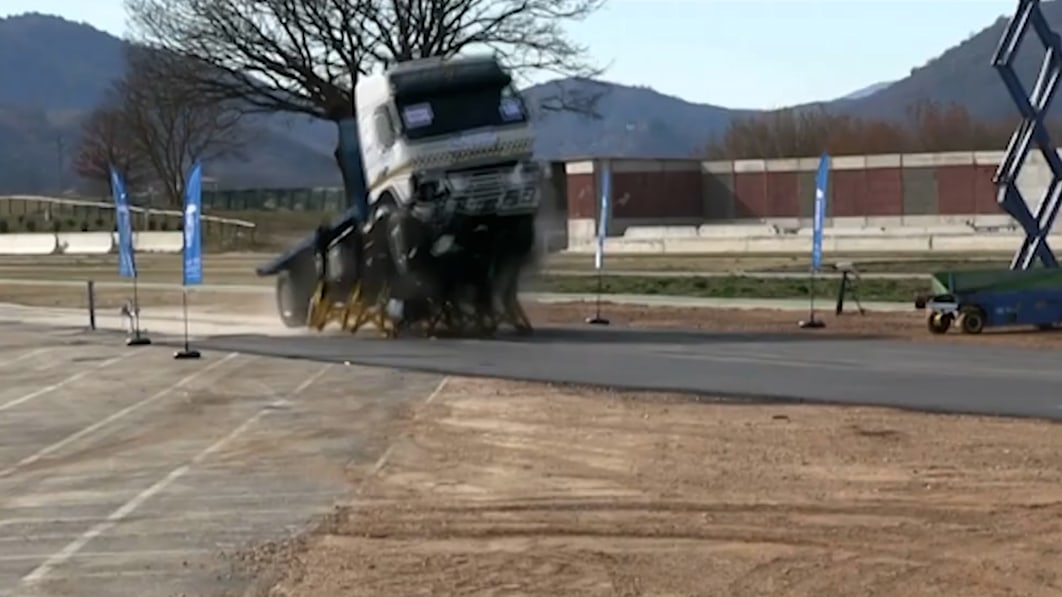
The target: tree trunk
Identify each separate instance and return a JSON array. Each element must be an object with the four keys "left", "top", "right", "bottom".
[{"left": 334, "top": 113, "right": 370, "bottom": 223}]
